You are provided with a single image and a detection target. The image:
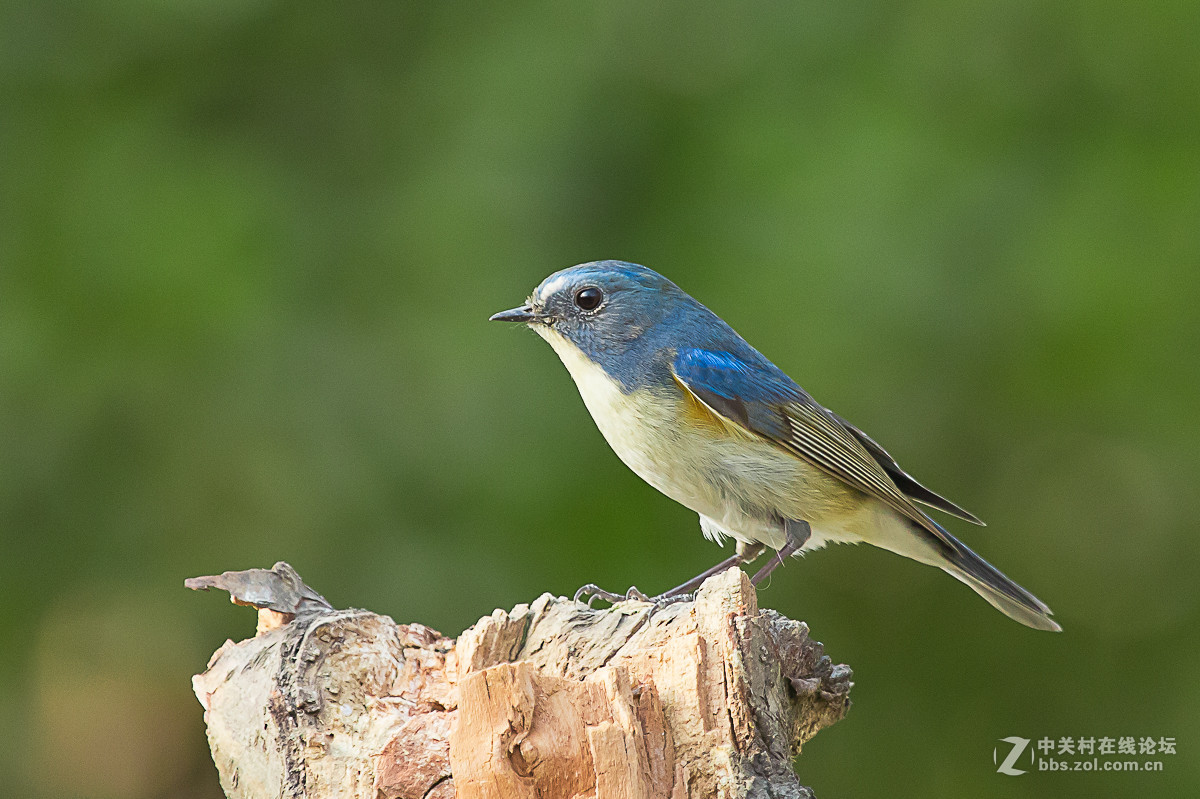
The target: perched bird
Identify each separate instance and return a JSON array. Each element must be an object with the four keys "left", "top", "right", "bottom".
[{"left": 491, "top": 261, "right": 1059, "bottom": 631}]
